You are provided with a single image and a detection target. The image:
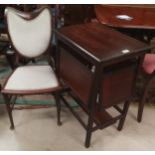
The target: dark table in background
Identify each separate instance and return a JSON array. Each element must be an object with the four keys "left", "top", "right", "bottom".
[{"left": 95, "top": 4, "right": 155, "bottom": 43}]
